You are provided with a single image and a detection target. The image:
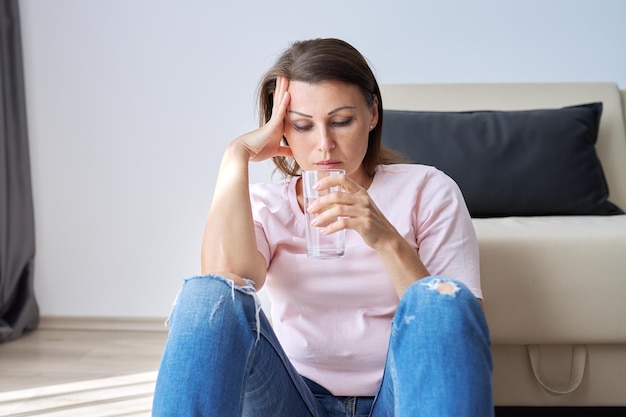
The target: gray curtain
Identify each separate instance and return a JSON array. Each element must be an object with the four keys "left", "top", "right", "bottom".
[{"left": 0, "top": 0, "right": 38, "bottom": 343}]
